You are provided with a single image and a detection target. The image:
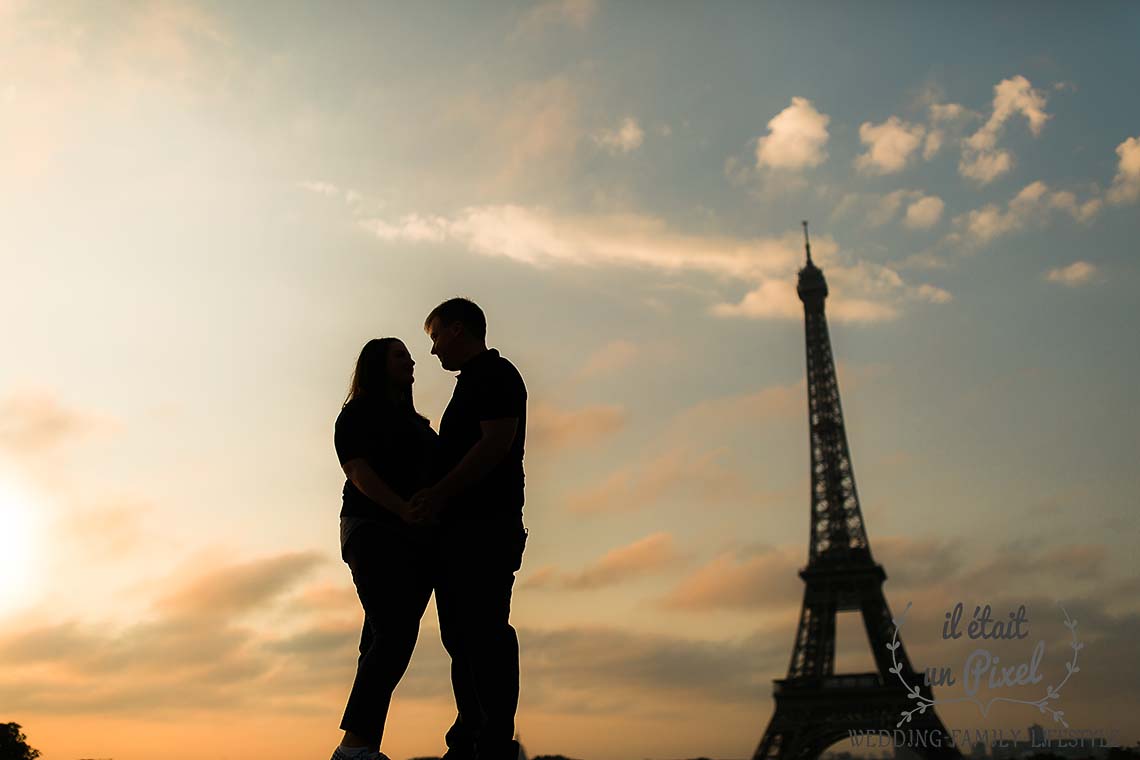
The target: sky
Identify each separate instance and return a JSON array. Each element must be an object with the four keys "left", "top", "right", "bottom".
[{"left": 1, "top": 1, "right": 1138, "bottom": 759}]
